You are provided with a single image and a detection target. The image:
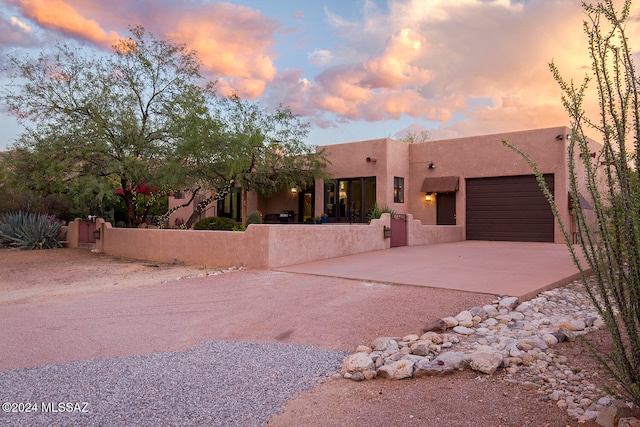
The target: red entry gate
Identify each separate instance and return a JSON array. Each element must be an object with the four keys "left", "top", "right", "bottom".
[
  {"left": 78, "top": 219, "right": 97, "bottom": 244},
  {"left": 390, "top": 214, "right": 407, "bottom": 247}
]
